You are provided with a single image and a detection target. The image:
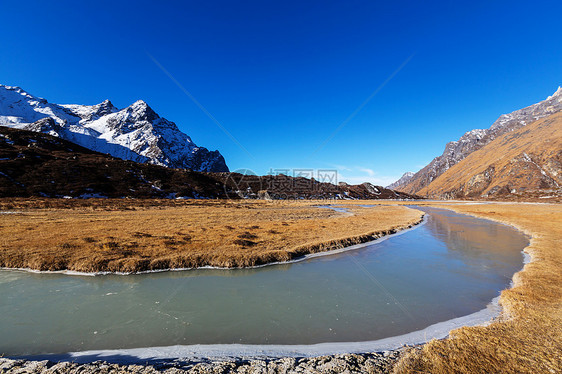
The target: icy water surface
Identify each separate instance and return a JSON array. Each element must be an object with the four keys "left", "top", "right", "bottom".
[{"left": 0, "top": 207, "right": 528, "bottom": 356}]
